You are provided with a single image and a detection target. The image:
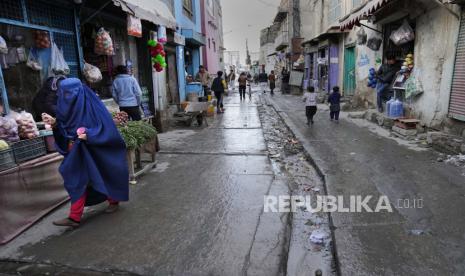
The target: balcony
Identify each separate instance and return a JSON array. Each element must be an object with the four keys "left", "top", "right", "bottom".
[
  {"left": 274, "top": 31, "right": 289, "bottom": 51},
  {"left": 273, "top": 0, "right": 289, "bottom": 23}
]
